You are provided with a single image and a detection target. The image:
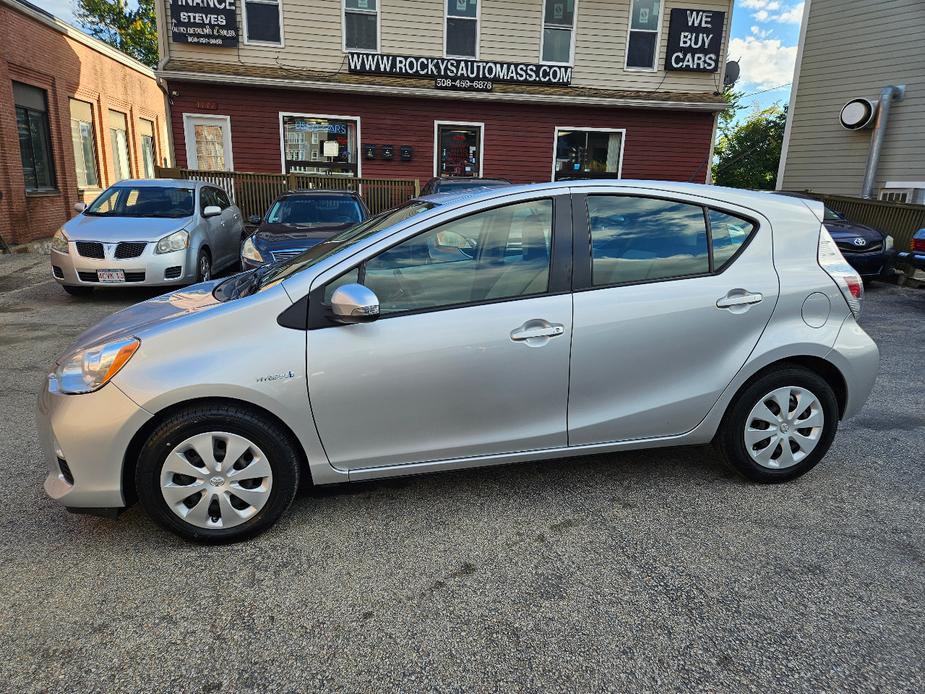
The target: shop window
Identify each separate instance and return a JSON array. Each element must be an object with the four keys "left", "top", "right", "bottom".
[
  {"left": 69, "top": 99, "right": 99, "bottom": 190},
  {"left": 138, "top": 118, "right": 157, "bottom": 178},
  {"left": 14, "top": 82, "right": 56, "bottom": 192},
  {"left": 541, "top": 0, "right": 576, "bottom": 64},
  {"left": 446, "top": 0, "right": 478, "bottom": 59},
  {"left": 344, "top": 0, "right": 378, "bottom": 52},
  {"left": 436, "top": 122, "right": 482, "bottom": 178},
  {"left": 626, "top": 0, "right": 662, "bottom": 69},
  {"left": 108, "top": 110, "right": 131, "bottom": 182},
  {"left": 282, "top": 114, "right": 359, "bottom": 176},
  {"left": 244, "top": 0, "right": 283, "bottom": 46},
  {"left": 553, "top": 128, "right": 623, "bottom": 181}
]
